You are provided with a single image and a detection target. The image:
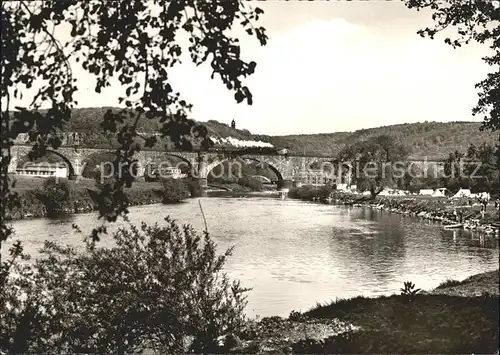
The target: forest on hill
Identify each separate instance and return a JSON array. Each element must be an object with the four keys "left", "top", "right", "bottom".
[
  {"left": 257, "top": 122, "right": 498, "bottom": 160},
  {"left": 197, "top": 119, "right": 498, "bottom": 160},
  {"left": 13, "top": 107, "right": 498, "bottom": 160}
]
